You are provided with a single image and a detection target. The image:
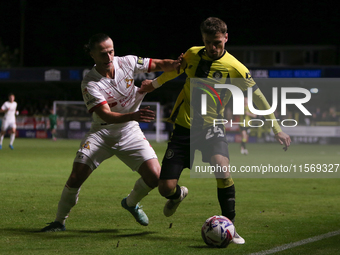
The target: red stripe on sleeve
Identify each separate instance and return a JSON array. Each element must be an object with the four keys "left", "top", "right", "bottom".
[
  {"left": 148, "top": 58, "right": 153, "bottom": 72},
  {"left": 89, "top": 101, "right": 107, "bottom": 113}
]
